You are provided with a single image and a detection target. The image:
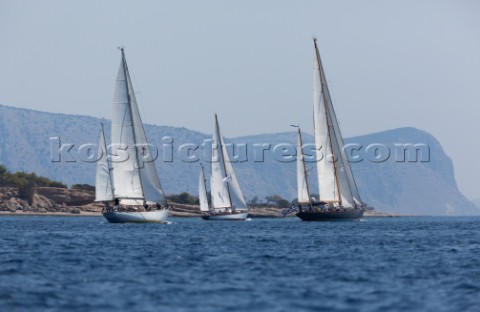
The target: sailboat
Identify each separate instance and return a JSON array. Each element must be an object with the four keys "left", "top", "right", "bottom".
[
  {"left": 95, "top": 48, "right": 169, "bottom": 223},
  {"left": 295, "top": 39, "right": 370, "bottom": 221},
  {"left": 200, "top": 114, "right": 249, "bottom": 221}
]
